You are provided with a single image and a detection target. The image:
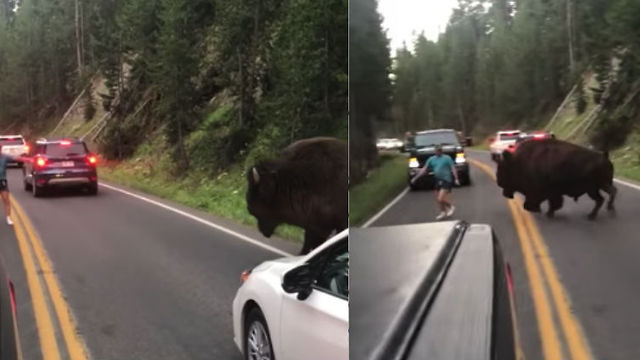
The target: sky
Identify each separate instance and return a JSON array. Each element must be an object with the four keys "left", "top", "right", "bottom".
[{"left": 377, "top": 0, "right": 458, "bottom": 52}]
